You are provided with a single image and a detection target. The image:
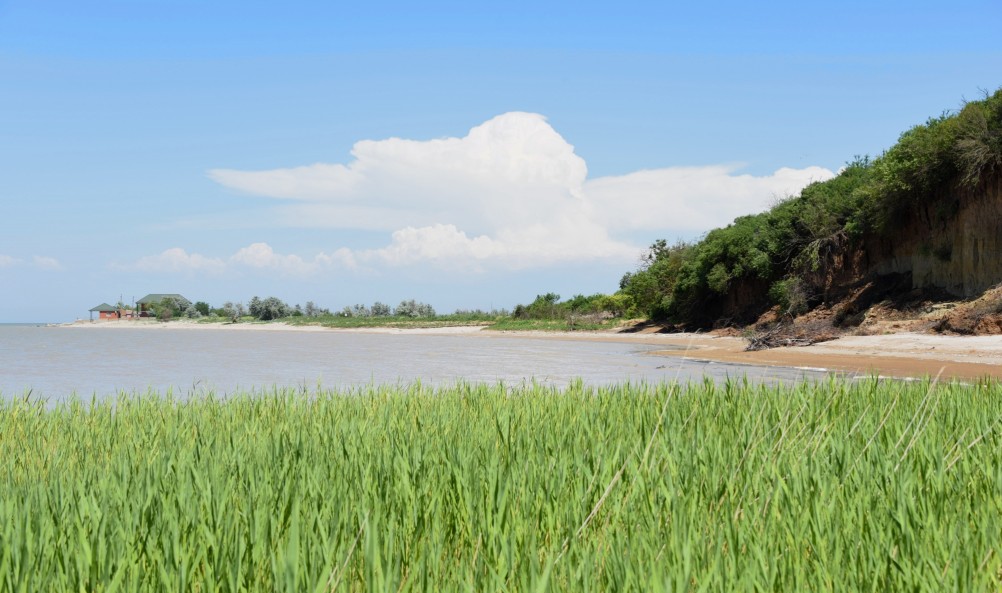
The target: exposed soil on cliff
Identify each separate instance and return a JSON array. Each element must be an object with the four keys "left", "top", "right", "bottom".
[{"left": 741, "top": 282, "right": 1002, "bottom": 351}]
